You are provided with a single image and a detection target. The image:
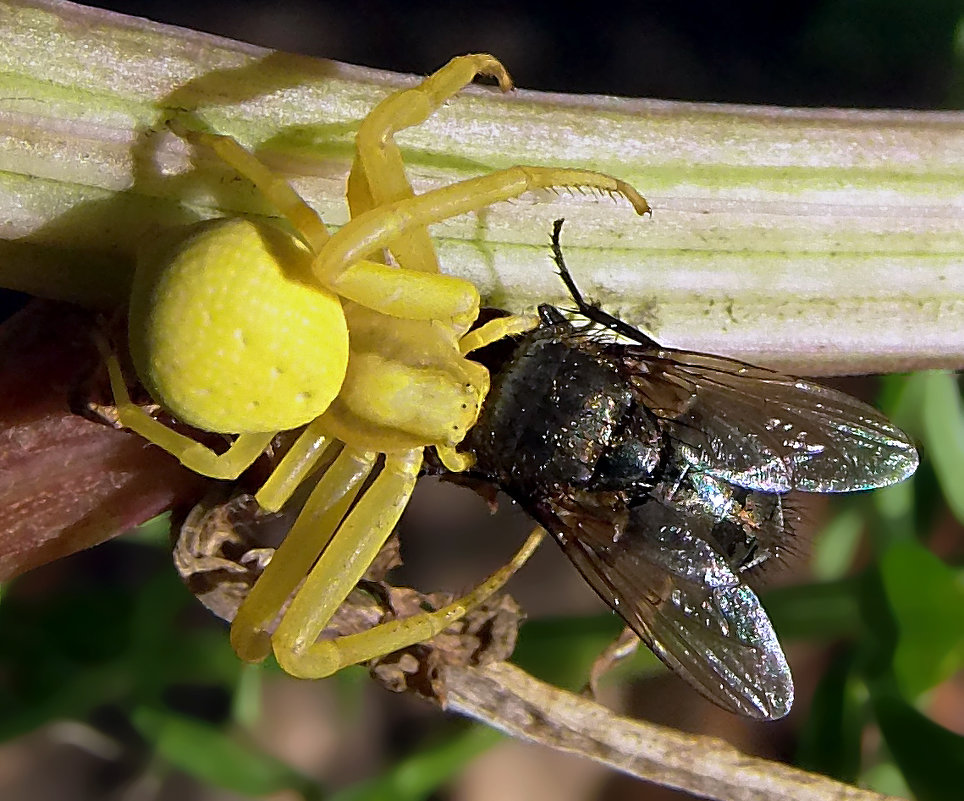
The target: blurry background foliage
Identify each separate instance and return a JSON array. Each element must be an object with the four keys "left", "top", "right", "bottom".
[{"left": 1, "top": 1, "right": 963, "bottom": 800}]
